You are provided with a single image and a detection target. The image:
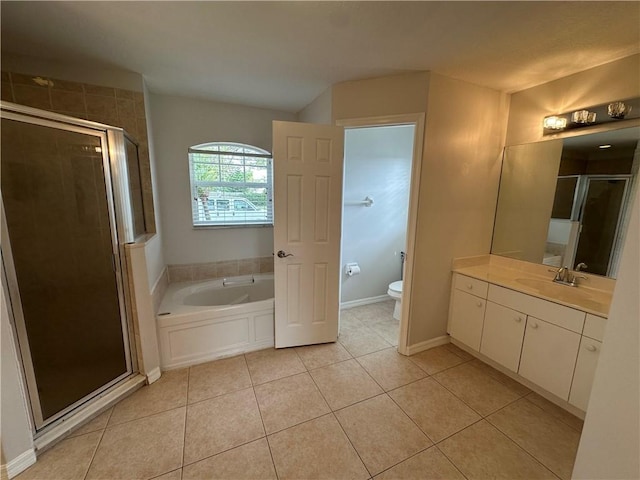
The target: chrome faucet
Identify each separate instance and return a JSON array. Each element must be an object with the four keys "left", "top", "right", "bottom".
[
  {"left": 548, "top": 265, "right": 588, "bottom": 287},
  {"left": 575, "top": 262, "right": 588, "bottom": 272}
]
